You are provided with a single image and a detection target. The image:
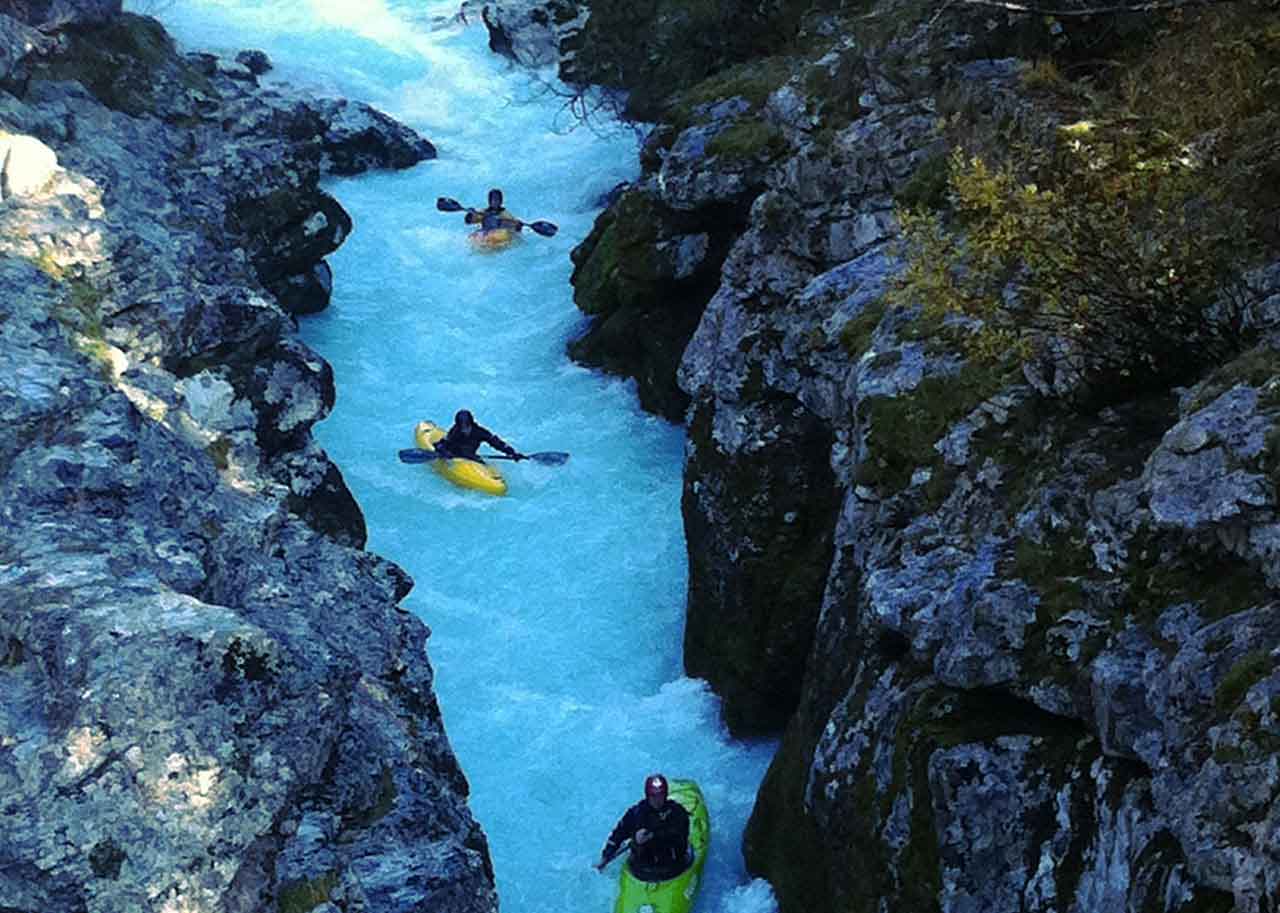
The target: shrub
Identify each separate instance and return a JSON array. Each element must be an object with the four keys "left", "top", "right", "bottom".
[
  {"left": 889, "top": 1, "right": 1280, "bottom": 407},
  {"left": 891, "top": 139, "right": 1262, "bottom": 404}
]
